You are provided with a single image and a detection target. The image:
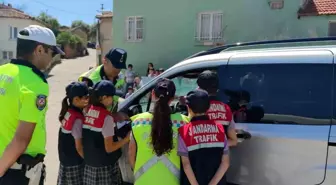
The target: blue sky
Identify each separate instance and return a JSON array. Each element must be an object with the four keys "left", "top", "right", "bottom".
[{"left": 2, "top": 0, "right": 113, "bottom": 26}]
